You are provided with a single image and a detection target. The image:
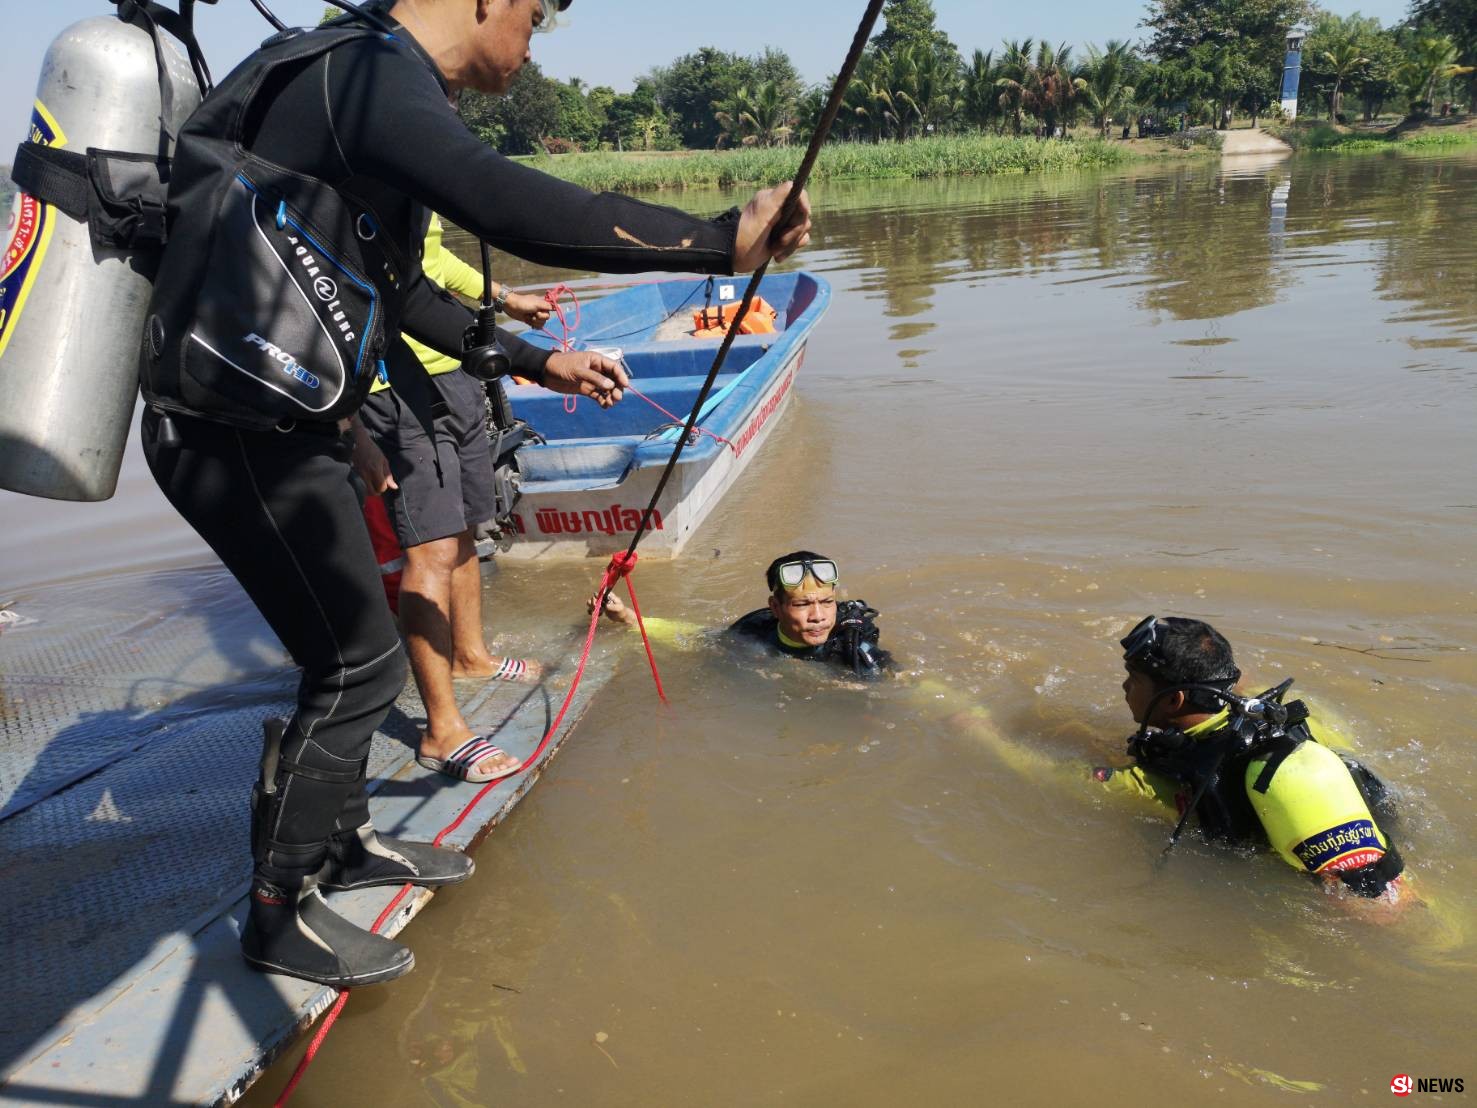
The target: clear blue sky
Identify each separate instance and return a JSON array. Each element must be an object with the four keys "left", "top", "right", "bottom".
[{"left": 3, "top": 0, "right": 1412, "bottom": 149}]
